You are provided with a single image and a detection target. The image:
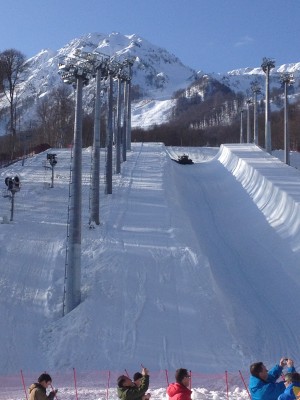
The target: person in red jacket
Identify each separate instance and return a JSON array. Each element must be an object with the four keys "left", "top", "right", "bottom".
[{"left": 167, "top": 368, "right": 192, "bottom": 400}]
